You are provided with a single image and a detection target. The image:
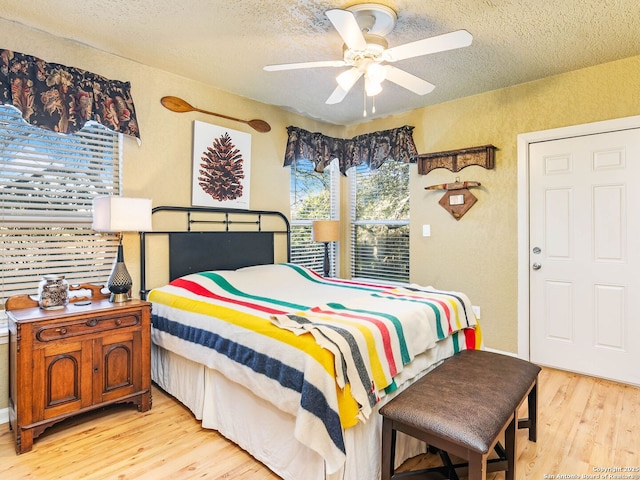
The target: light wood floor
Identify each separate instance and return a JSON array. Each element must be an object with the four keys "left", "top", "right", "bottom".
[{"left": 1, "top": 366, "right": 639, "bottom": 479}]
